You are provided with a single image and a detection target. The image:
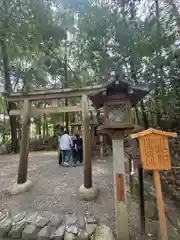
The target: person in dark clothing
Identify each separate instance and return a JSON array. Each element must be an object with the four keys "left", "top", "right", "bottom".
[
  {"left": 71, "top": 134, "right": 77, "bottom": 165},
  {"left": 58, "top": 134, "right": 62, "bottom": 165},
  {"left": 59, "top": 150, "right": 62, "bottom": 165},
  {"left": 73, "top": 133, "right": 83, "bottom": 165}
]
